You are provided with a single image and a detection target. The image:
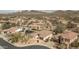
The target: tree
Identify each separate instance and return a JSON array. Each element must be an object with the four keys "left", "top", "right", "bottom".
[
  {"left": 2, "top": 22, "right": 16, "bottom": 29},
  {"left": 70, "top": 40, "right": 79, "bottom": 48},
  {"left": 55, "top": 42, "right": 67, "bottom": 49},
  {"left": 72, "top": 17, "right": 79, "bottom": 23},
  {"left": 54, "top": 23, "right": 66, "bottom": 34},
  {"left": 9, "top": 33, "right": 31, "bottom": 43},
  {"left": 2, "top": 22, "right": 11, "bottom": 29}
]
